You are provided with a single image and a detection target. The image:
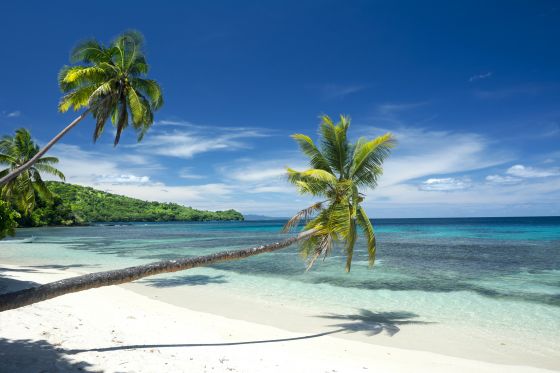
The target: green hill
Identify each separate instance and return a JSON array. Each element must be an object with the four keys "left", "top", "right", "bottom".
[{"left": 18, "top": 182, "right": 243, "bottom": 226}]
